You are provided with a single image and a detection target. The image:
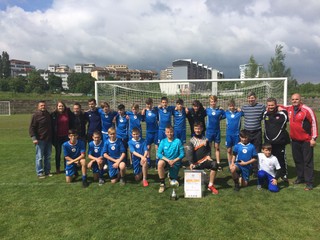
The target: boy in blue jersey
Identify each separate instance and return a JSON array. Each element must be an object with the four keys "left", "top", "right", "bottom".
[
  {"left": 128, "top": 127, "right": 149, "bottom": 187},
  {"left": 157, "top": 96, "right": 174, "bottom": 144},
  {"left": 98, "top": 102, "right": 117, "bottom": 142},
  {"left": 63, "top": 129, "right": 88, "bottom": 188},
  {"left": 173, "top": 98, "right": 187, "bottom": 144},
  {"left": 225, "top": 99, "right": 243, "bottom": 165},
  {"left": 115, "top": 104, "right": 129, "bottom": 166},
  {"left": 141, "top": 98, "right": 159, "bottom": 168},
  {"left": 157, "top": 126, "right": 185, "bottom": 193},
  {"left": 230, "top": 130, "right": 258, "bottom": 191},
  {"left": 206, "top": 95, "right": 225, "bottom": 170},
  {"left": 127, "top": 103, "right": 143, "bottom": 138},
  {"left": 85, "top": 98, "right": 101, "bottom": 142},
  {"left": 103, "top": 127, "right": 127, "bottom": 184},
  {"left": 87, "top": 131, "right": 105, "bottom": 185}
]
